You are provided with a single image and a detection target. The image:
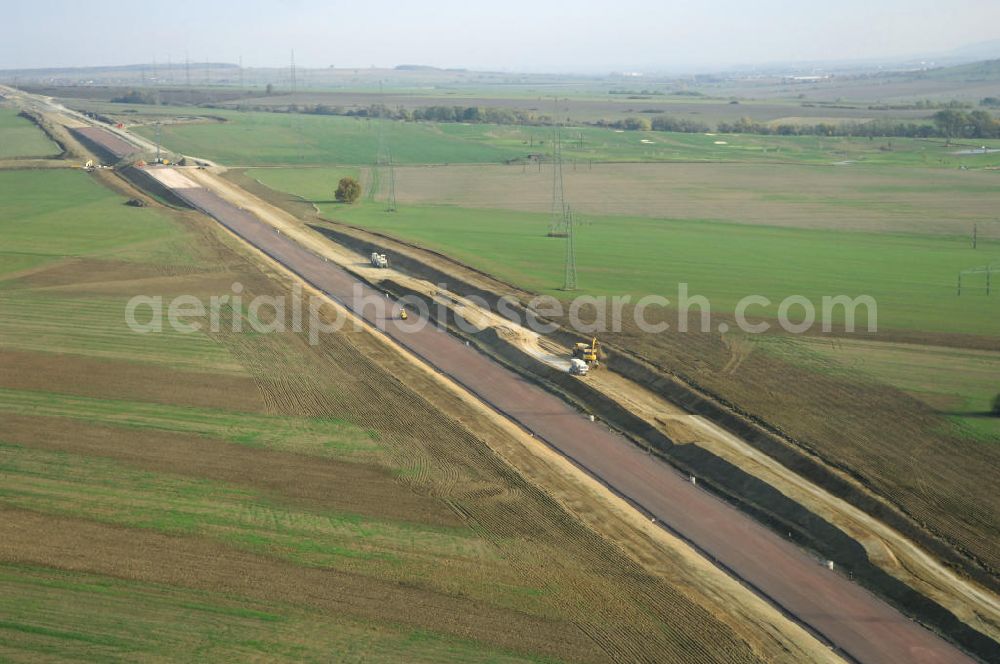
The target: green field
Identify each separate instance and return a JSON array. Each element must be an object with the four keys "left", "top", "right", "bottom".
[
  {"left": 251, "top": 166, "right": 1000, "bottom": 337},
  {"left": 0, "top": 169, "right": 191, "bottom": 273},
  {"left": 130, "top": 107, "right": 1000, "bottom": 168},
  {"left": 0, "top": 564, "right": 537, "bottom": 664},
  {"left": 138, "top": 112, "right": 527, "bottom": 165},
  {"left": 0, "top": 107, "right": 60, "bottom": 159}
]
